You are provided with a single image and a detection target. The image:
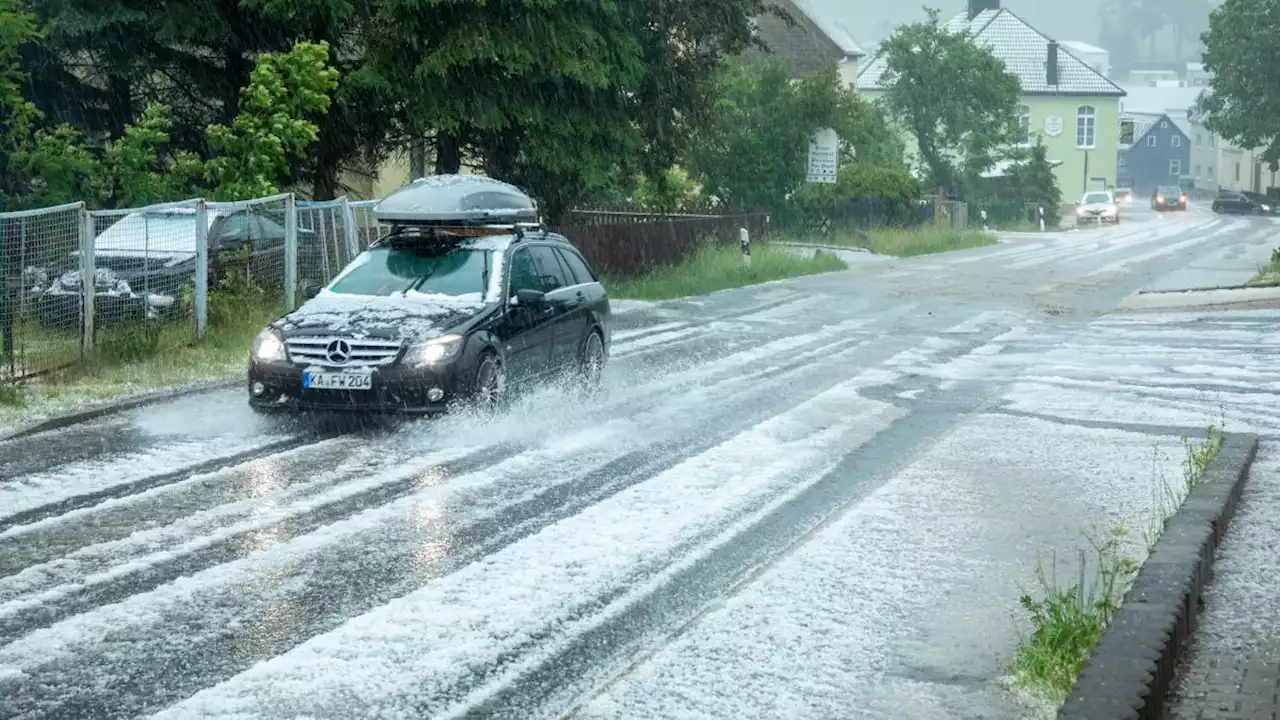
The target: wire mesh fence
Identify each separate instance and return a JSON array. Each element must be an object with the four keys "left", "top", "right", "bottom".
[
  {"left": 297, "top": 199, "right": 360, "bottom": 289},
  {"left": 0, "top": 202, "right": 86, "bottom": 380},
  {"left": 349, "top": 200, "right": 389, "bottom": 252}
]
